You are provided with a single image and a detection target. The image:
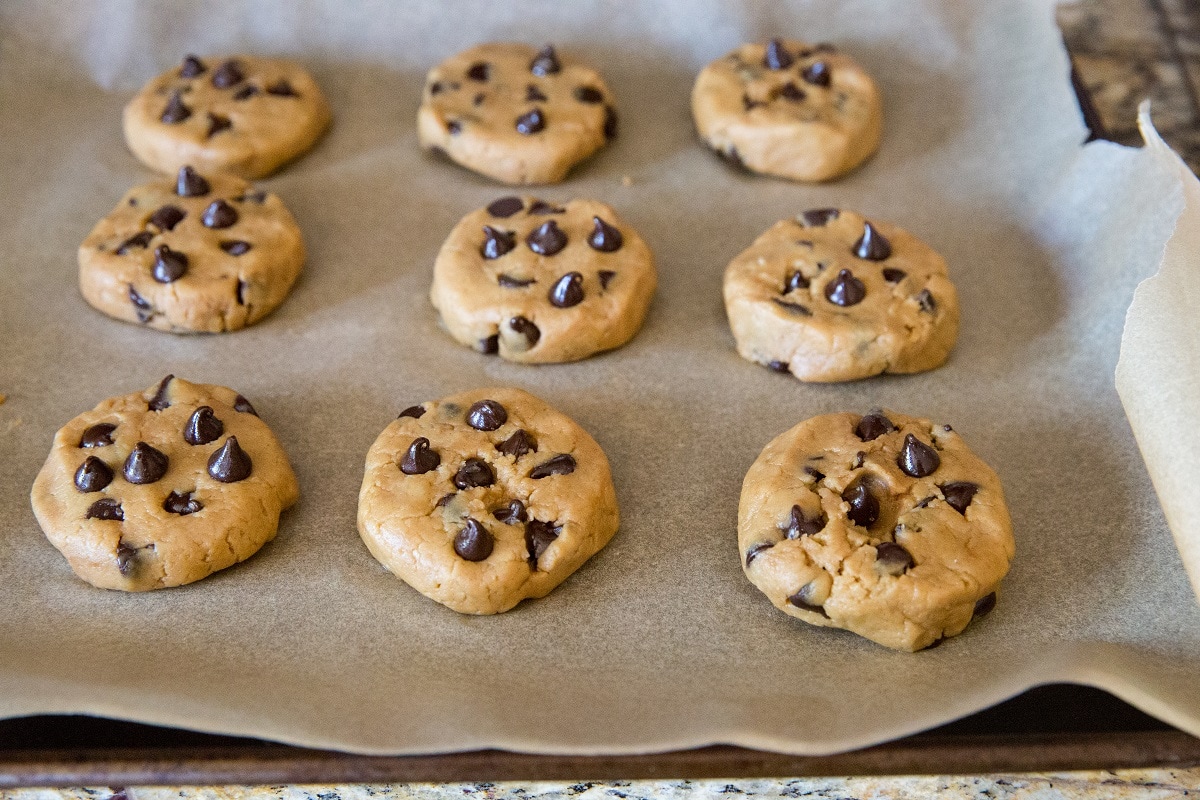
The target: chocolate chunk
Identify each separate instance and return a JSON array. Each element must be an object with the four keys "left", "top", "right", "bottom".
[
  {"left": 115, "top": 231, "right": 154, "bottom": 255},
  {"left": 176, "top": 166, "right": 210, "bottom": 197},
  {"left": 530, "top": 453, "right": 575, "bottom": 479},
  {"left": 498, "top": 273, "right": 536, "bottom": 288},
  {"left": 526, "top": 220, "right": 567, "bottom": 255},
  {"left": 549, "top": 272, "right": 584, "bottom": 308},
  {"left": 179, "top": 55, "right": 206, "bottom": 78},
  {"left": 509, "top": 316, "right": 540, "bottom": 348},
  {"left": 454, "top": 458, "right": 496, "bottom": 489},
  {"left": 207, "top": 436, "right": 252, "bottom": 482},
  {"left": 529, "top": 45, "right": 560, "bottom": 76},
  {"left": 116, "top": 540, "right": 138, "bottom": 575},
  {"left": 800, "top": 208, "right": 839, "bottom": 227},
  {"left": 124, "top": 442, "right": 169, "bottom": 484},
  {"left": 80, "top": 423, "right": 117, "bottom": 448},
  {"left": 129, "top": 285, "right": 153, "bottom": 322},
  {"left": 853, "top": 222, "right": 892, "bottom": 260},
  {"left": 779, "top": 82, "right": 806, "bottom": 101},
  {"left": 184, "top": 406, "right": 224, "bottom": 445},
  {"left": 233, "top": 395, "right": 257, "bottom": 415},
  {"left": 882, "top": 268, "right": 907, "bottom": 283},
  {"left": 843, "top": 482, "right": 880, "bottom": 528},
  {"left": 211, "top": 59, "right": 244, "bottom": 88},
  {"left": 152, "top": 245, "right": 188, "bottom": 283},
  {"left": 766, "top": 360, "right": 790, "bottom": 373},
  {"left": 481, "top": 226, "right": 516, "bottom": 259},
  {"left": 588, "top": 217, "right": 623, "bottom": 252},
  {"left": 973, "top": 592, "right": 997, "bottom": 618},
  {"left": 875, "top": 542, "right": 914, "bottom": 576},
  {"left": 940, "top": 481, "right": 979, "bottom": 515},
  {"left": 493, "top": 499, "right": 528, "bottom": 524},
  {"left": 772, "top": 298, "right": 813, "bottom": 316},
  {"left": 467, "top": 399, "right": 508, "bottom": 431},
  {"left": 454, "top": 518, "right": 494, "bottom": 561},
  {"left": 783, "top": 505, "right": 826, "bottom": 538},
  {"left": 516, "top": 108, "right": 546, "bottom": 135},
  {"left": 160, "top": 91, "right": 191, "bottom": 124},
  {"left": 528, "top": 200, "right": 565, "bottom": 215},
  {"left": 400, "top": 436, "right": 440, "bottom": 475},
  {"left": 163, "top": 490, "right": 203, "bottom": 515},
  {"left": 85, "top": 498, "right": 124, "bottom": 521},
  {"left": 603, "top": 105, "right": 619, "bottom": 140},
  {"left": 802, "top": 61, "right": 831, "bottom": 87},
  {"left": 763, "top": 39, "right": 794, "bottom": 70},
  {"left": 206, "top": 112, "right": 232, "bottom": 138},
  {"left": 201, "top": 200, "right": 238, "bottom": 229},
  {"left": 855, "top": 412, "right": 894, "bottom": 441},
  {"left": 266, "top": 79, "right": 298, "bottom": 97},
  {"left": 525, "top": 519, "right": 561, "bottom": 568},
  {"left": 824, "top": 269, "right": 865, "bottom": 306},
  {"left": 744, "top": 541, "right": 774, "bottom": 566},
  {"left": 525, "top": 84, "right": 547, "bottom": 102},
  {"left": 785, "top": 270, "right": 810, "bottom": 292},
  {"left": 221, "top": 240, "right": 251, "bottom": 255},
  {"left": 787, "top": 582, "right": 828, "bottom": 616},
  {"left": 466, "top": 62, "right": 490, "bottom": 82},
  {"left": 148, "top": 375, "right": 174, "bottom": 411},
  {"left": 480, "top": 334, "right": 500, "bottom": 354},
  {"left": 148, "top": 205, "right": 185, "bottom": 231},
  {"left": 496, "top": 429, "right": 536, "bottom": 459},
  {"left": 573, "top": 86, "right": 604, "bottom": 103},
  {"left": 916, "top": 289, "right": 936, "bottom": 313},
  {"left": 446, "top": 120, "right": 462, "bottom": 135},
  {"left": 398, "top": 405, "right": 426, "bottom": 419},
  {"left": 487, "top": 197, "right": 524, "bottom": 218},
  {"left": 598, "top": 270, "right": 616, "bottom": 290},
  {"left": 233, "top": 84, "right": 259, "bottom": 100},
  {"left": 74, "top": 456, "right": 113, "bottom": 493},
  {"left": 897, "top": 434, "right": 940, "bottom": 477}
]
